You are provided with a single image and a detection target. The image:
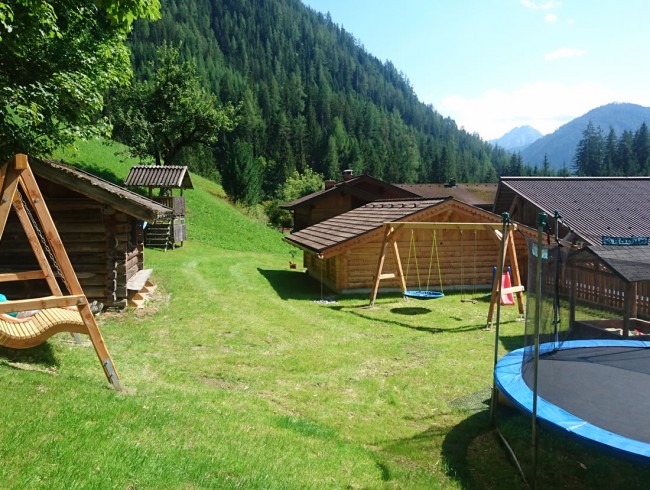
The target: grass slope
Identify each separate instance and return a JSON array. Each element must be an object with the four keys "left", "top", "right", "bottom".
[{"left": 0, "top": 140, "right": 648, "bottom": 488}]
